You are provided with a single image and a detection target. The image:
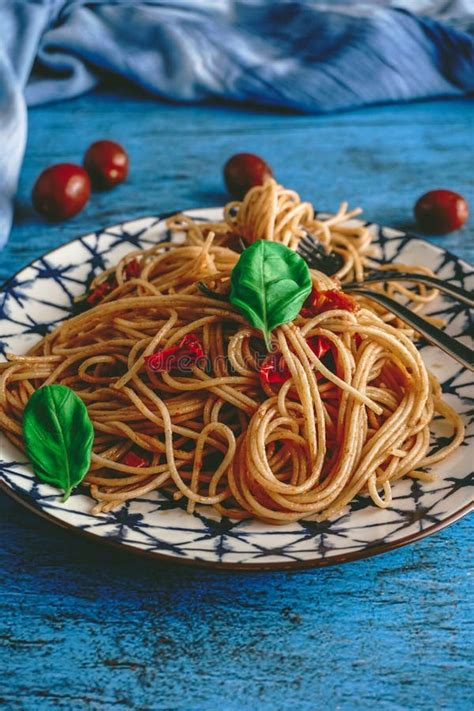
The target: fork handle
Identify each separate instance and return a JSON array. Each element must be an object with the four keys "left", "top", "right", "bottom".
[
  {"left": 349, "top": 271, "right": 474, "bottom": 307},
  {"left": 345, "top": 286, "right": 474, "bottom": 372}
]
